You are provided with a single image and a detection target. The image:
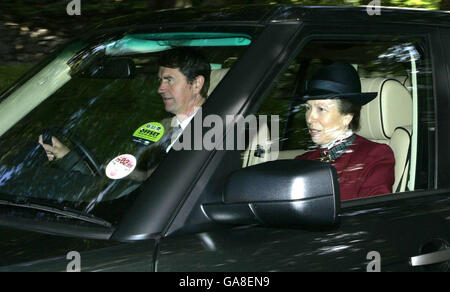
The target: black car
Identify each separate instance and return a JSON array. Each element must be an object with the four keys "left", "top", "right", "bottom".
[{"left": 0, "top": 5, "right": 449, "bottom": 272}]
